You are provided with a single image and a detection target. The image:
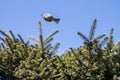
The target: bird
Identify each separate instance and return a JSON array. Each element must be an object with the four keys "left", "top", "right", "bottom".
[{"left": 41, "top": 13, "right": 60, "bottom": 24}]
